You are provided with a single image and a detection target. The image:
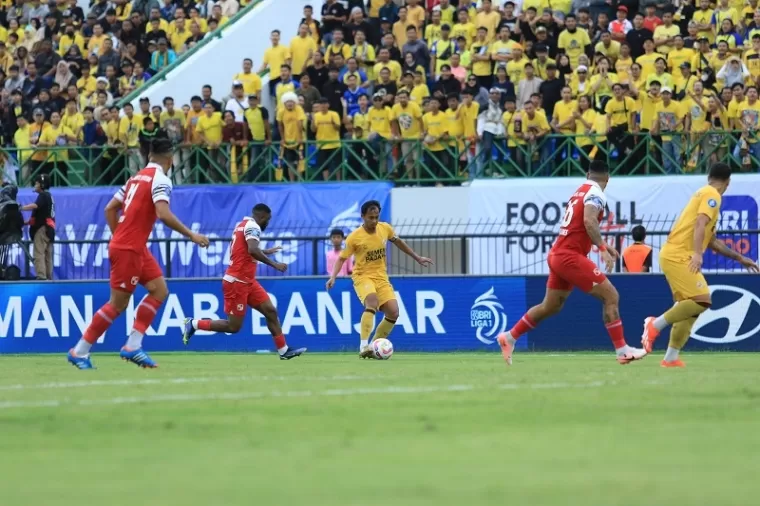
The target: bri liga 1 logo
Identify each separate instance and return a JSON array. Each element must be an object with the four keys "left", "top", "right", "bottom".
[{"left": 470, "top": 287, "right": 508, "bottom": 345}]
